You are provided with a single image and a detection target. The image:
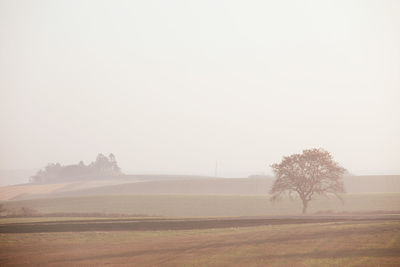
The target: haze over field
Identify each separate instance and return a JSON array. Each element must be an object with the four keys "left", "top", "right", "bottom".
[
  {"left": 1, "top": 2, "right": 400, "bottom": 266},
  {"left": 1, "top": 0, "right": 399, "bottom": 179}
]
